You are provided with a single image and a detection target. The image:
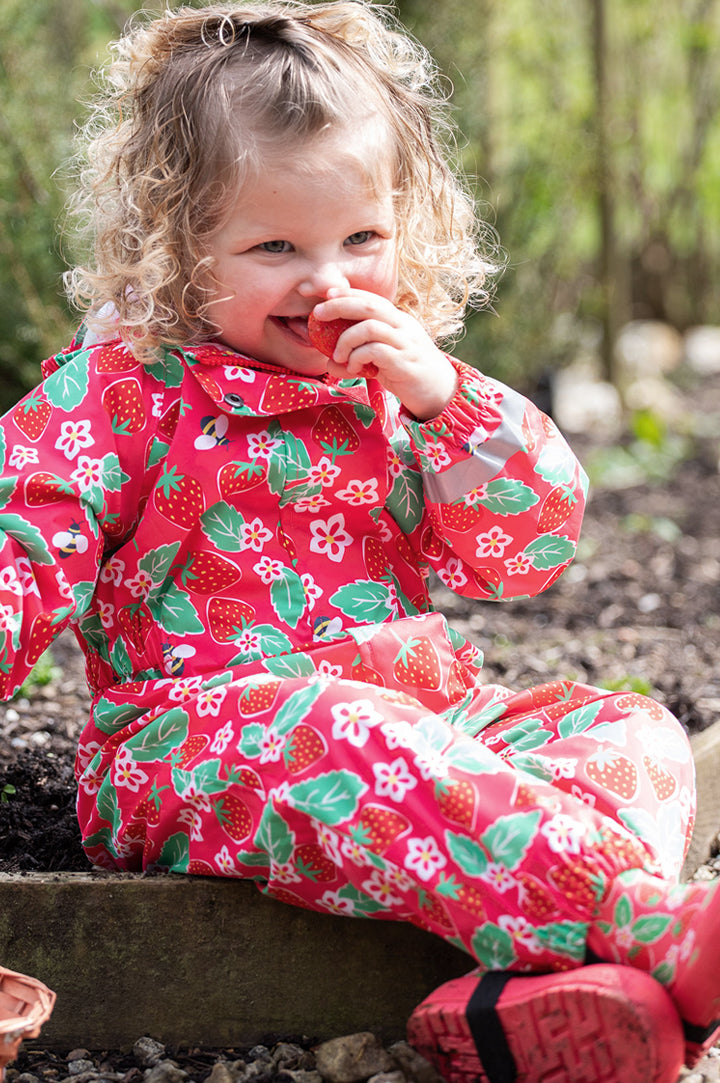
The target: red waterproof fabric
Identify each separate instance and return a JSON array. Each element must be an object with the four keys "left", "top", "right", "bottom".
[{"left": 0, "top": 338, "right": 694, "bottom": 973}]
